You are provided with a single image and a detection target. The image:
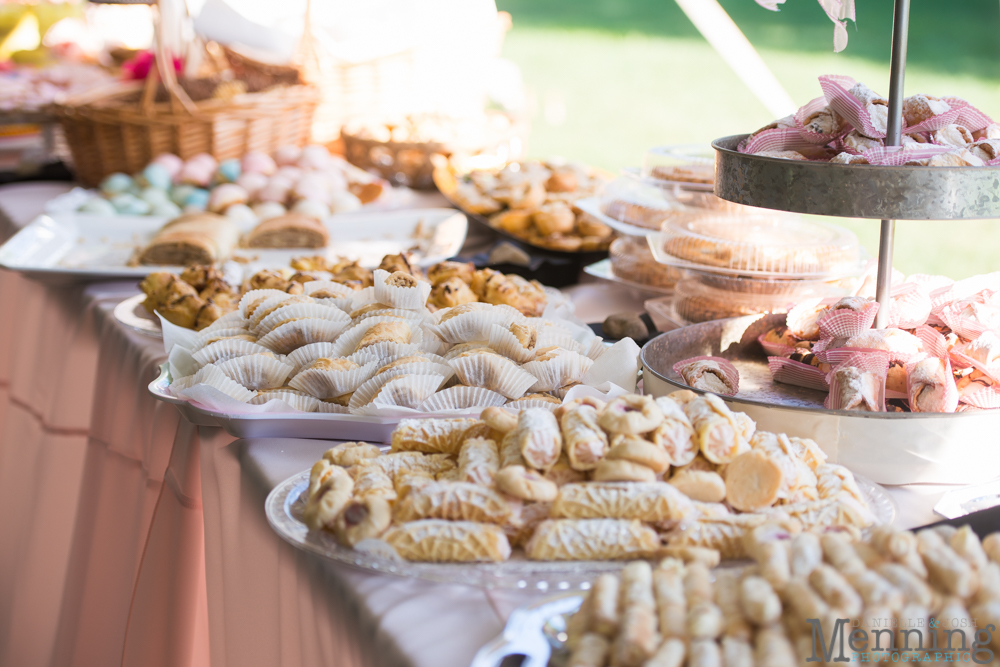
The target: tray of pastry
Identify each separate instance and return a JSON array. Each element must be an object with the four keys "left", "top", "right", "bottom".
[
  {"left": 432, "top": 160, "right": 613, "bottom": 263},
  {"left": 265, "top": 393, "right": 894, "bottom": 589},
  {"left": 473, "top": 518, "right": 999, "bottom": 667},
  {"left": 0, "top": 208, "right": 467, "bottom": 281},
  {"left": 641, "top": 313, "right": 1000, "bottom": 485}
]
